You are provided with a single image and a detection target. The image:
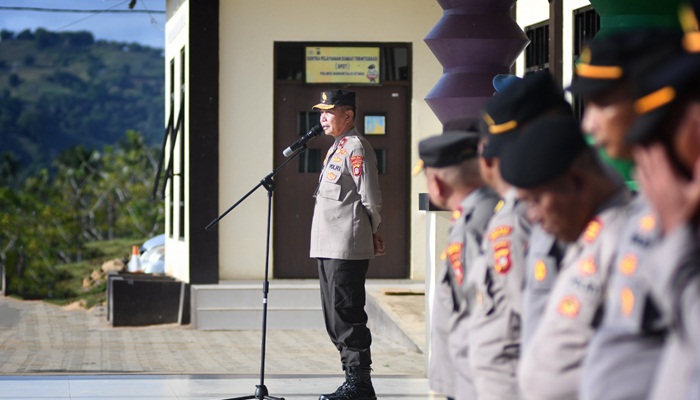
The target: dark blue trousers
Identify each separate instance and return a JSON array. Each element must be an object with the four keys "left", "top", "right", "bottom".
[{"left": 317, "top": 258, "right": 372, "bottom": 368}]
